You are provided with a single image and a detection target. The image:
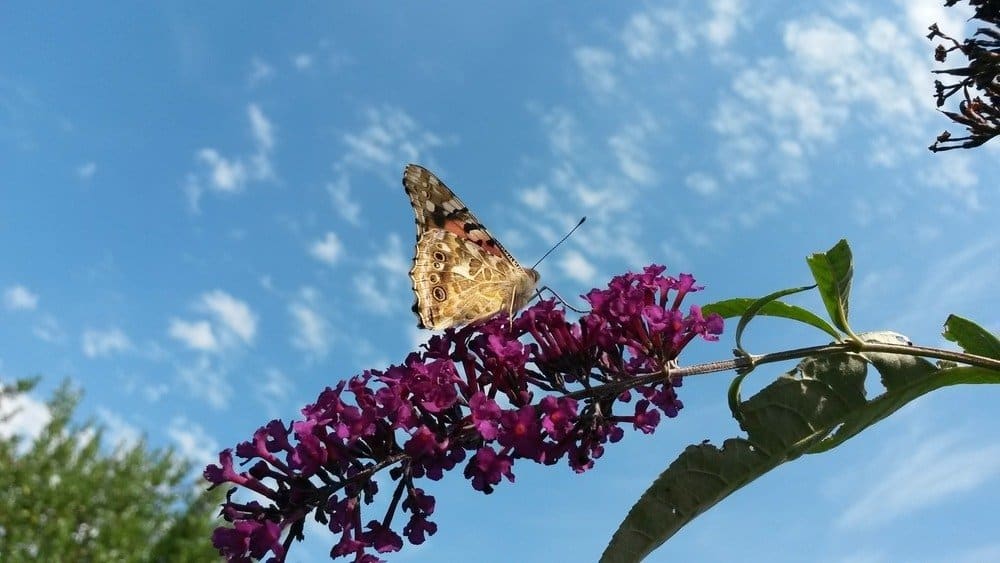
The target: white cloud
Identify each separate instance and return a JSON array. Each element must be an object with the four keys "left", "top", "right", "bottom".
[
  {"left": 167, "top": 417, "right": 219, "bottom": 467},
  {"left": 81, "top": 327, "right": 131, "bottom": 358},
  {"left": 95, "top": 408, "right": 142, "bottom": 450},
  {"left": 248, "top": 57, "right": 274, "bottom": 85},
  {"left": 247, "top": 103, "right": 274, "bottom": 153},
  {"left": 76, "top": 162, "right": 97, "bottom": 180},
  {"left": 921, "top": 153, "right": 980, "bottom": 211},
  {"left": 187, "top": 103, "right": 276, "bottom": 209},
  {"left": 878, "top": 236, "right": 998, "bottom": 334},
  {"left": 519, "top": 185, "right": 552, "bottom": 210},
  {"left": 199, "top": 290, "right": 257, "bottom": 345},
  {"left": 685, "top": 172, "right": 719, "bottom": 196},
  {"left": 33, "top": 315, "right": 64, "bottom": 343},
  {"left": 168, "top": 291, "right": 256, "bottom": 352},
  {"left": 558, "top": 250, "right": 597, "bottom": 285},
  {"left": 197, "top": 148, "right": 247, "bottom": 192},
  {"left": 705, "top": 0, "right": 745, "bottom": 46},
  {"left": 574, "top": 47, "right": 617, "bottom": 95},
  {"left": 326, "top": 176, "right": 362, "bottom": 225},
  {"left": 0, "top": 389, "right": 51, "bottom": 449},
  {"left": 289, "top": 289, "right": 330, "bottom": 356},
  {"left": 353, "top": 274, "right": 393, "bottom": 315},
  {"left": 182, "top": 174, "right": 203, "bottom": 213},
  {"left": 375, "top": 234, "right": 409, "bottom": 276},
  {"left": 168, "top": 319, "right": 217, "bottom": 352},
  {"left": 608, "top": 121, "right": 656, "bottom": 185},
  {"left": 177, "top": 357, "right": 231, "bottom": 410},
  {"left": 537, "top": 105, "right": 581, "bottom": 156},
  {"left": 339, "top": 106, "right": 445, "bottom": 175},
  {"left": 292, "top": 53, "right": 313, "bottom": 70},
  {"left": 142, "top": 383, "right": 169, "bottom": 403},
  {"left": 837, "top": 432, "right": 1000, "bottom": 529},
  {"left": 310, "top": 232, "right": 344, "bottom": 266},
  {"left": 4, "top": 285, "right": 39, "bottom": 310},
  {"left": 621, "top": 8, "right": 696, "bottom": 60},
  {"left": 257, "top": 367, "right": 292, "bottom": 406}
]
